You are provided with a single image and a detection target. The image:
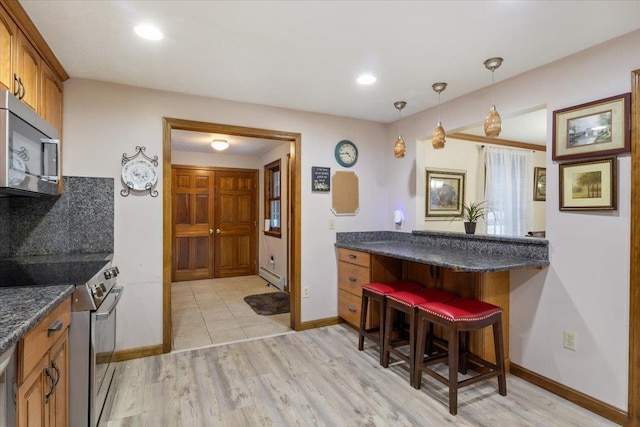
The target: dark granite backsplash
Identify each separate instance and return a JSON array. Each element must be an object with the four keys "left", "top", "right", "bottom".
[{"left": 0, "top": 177, "right": 114, "bottom": 257}]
